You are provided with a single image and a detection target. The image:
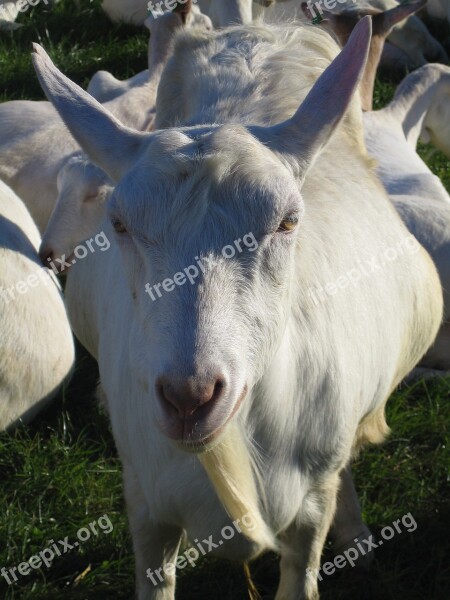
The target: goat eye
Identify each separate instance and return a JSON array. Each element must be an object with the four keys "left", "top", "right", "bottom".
[
  {"left": 112, "top": 218, "right": 127, "bottom": 234},
  {"left": 277, "top": 214, "right": 299, "bottom": 233}
]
